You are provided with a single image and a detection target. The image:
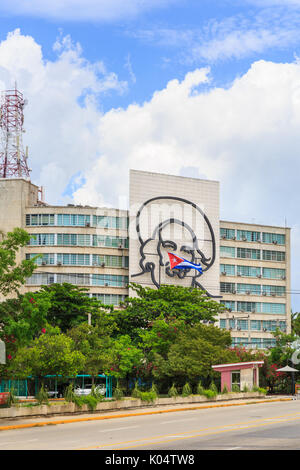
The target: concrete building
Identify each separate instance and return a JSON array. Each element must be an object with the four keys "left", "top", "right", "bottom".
[{"left": 0, "top": 169, "right": 291, "bottom": 349}]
